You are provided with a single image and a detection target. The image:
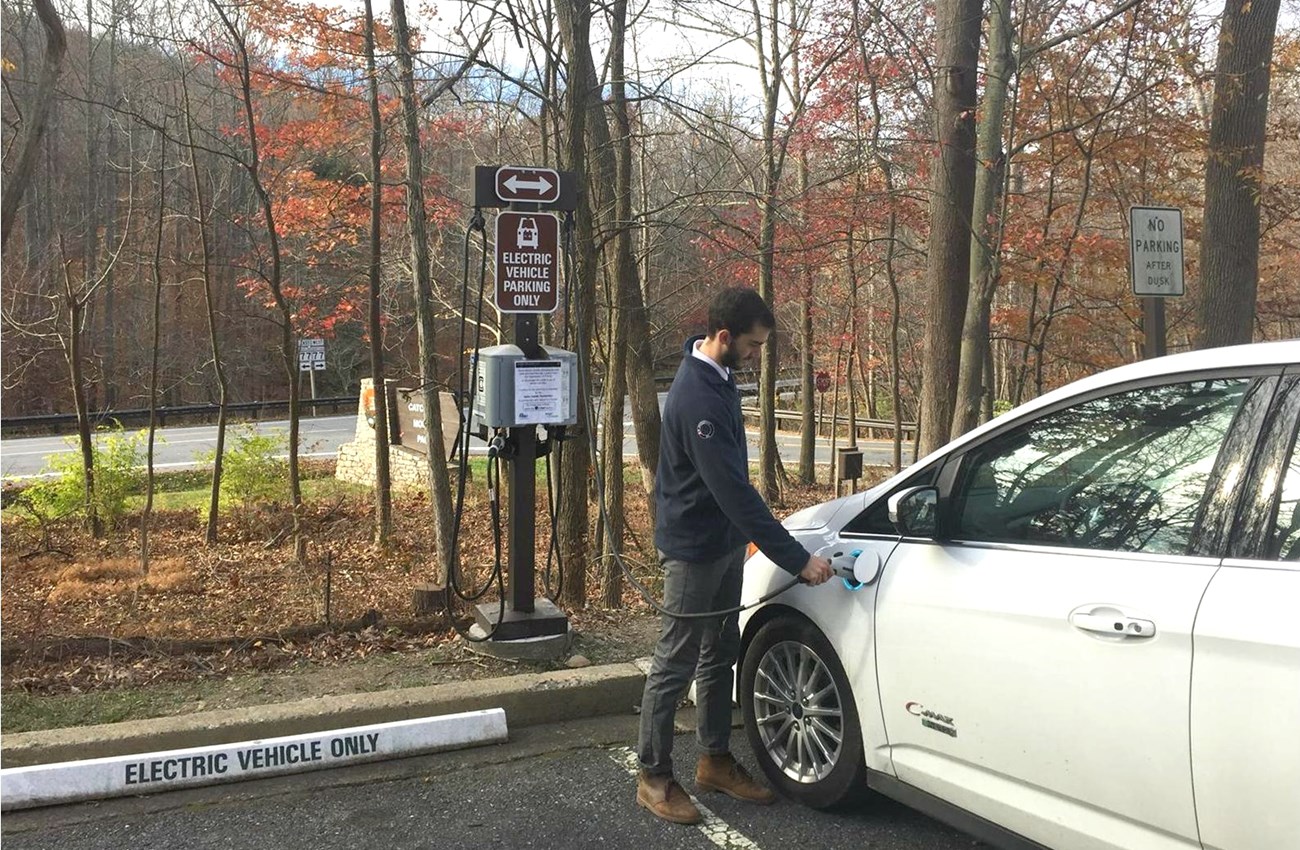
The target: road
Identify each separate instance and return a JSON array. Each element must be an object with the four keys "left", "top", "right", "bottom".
[
  {"left": 0, "top": 409, "right": 908, "bottom": 479},
  {"left": 0, "top": 715, "right": 982, "bottom": 850}
]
